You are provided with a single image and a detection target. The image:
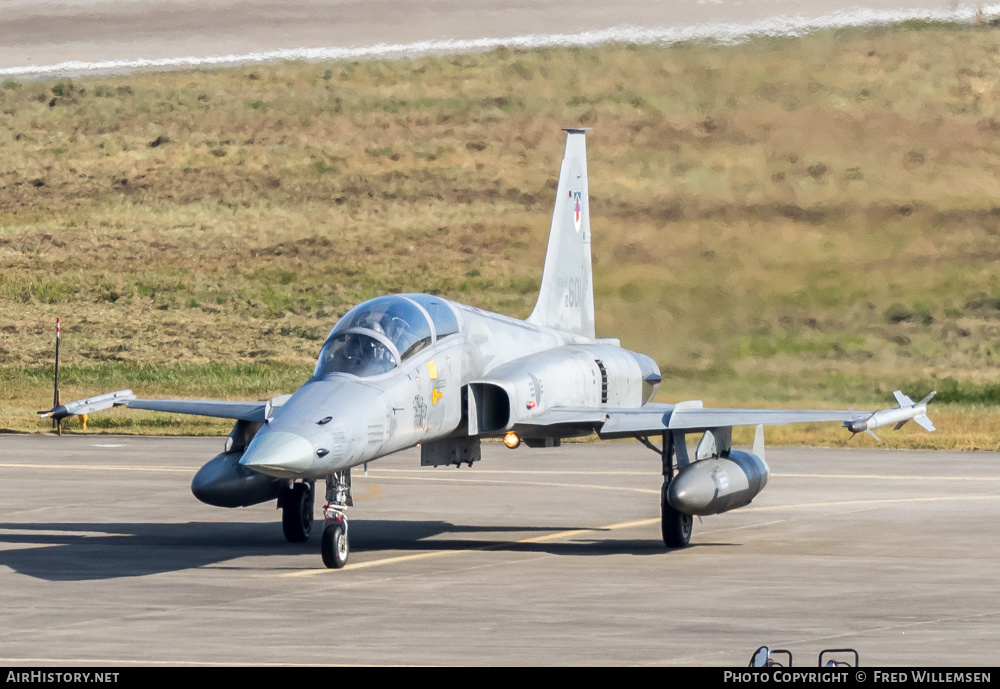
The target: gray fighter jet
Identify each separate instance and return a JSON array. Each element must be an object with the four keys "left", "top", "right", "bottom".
[{"left": 42, "top": 130, "right": 935, "bottom": 568}]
